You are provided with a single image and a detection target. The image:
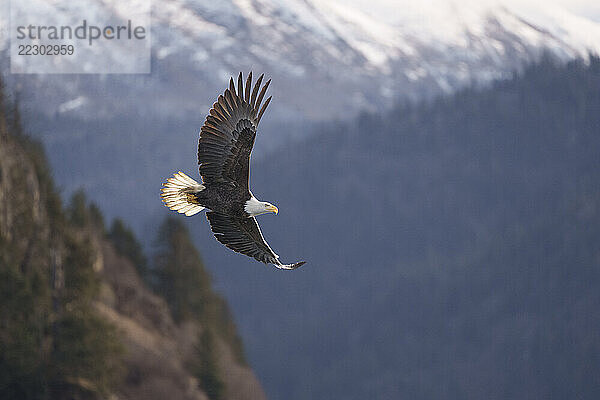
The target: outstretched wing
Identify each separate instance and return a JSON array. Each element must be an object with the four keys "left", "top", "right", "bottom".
[
  {"left": 206, "top": 212, "right": 306, "bottom": 270},
  {"left": 198, "top": 72, "right": 272, "bottom": 190}
]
